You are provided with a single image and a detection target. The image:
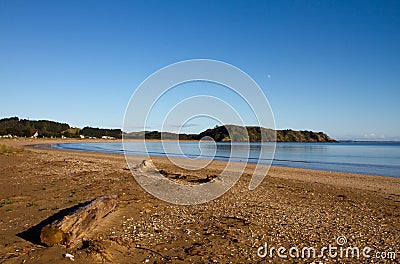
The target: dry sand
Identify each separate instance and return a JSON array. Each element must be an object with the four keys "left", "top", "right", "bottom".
[{"left": 0, "top": 138, "right": 399, "bottom": 263}]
